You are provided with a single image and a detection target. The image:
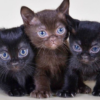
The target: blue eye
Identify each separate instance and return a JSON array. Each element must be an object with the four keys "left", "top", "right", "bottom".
[
  {"left": 73, "top": 44, "right": 82, "bottom": 52},
  {"left": 90, "top": 46, "right": 100, "bottom": 53},
  {"left": 18, "top": 49, "right": 28, "bottom": 58},
  {"left": 37, "top": 31, "right": 48, "bottom": 38},
  {"left": 57, "top": 27, "right": 65, "bottom": 35},
  {"left": 0, "top": 52, "right": 10, "bottom": 60}
]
